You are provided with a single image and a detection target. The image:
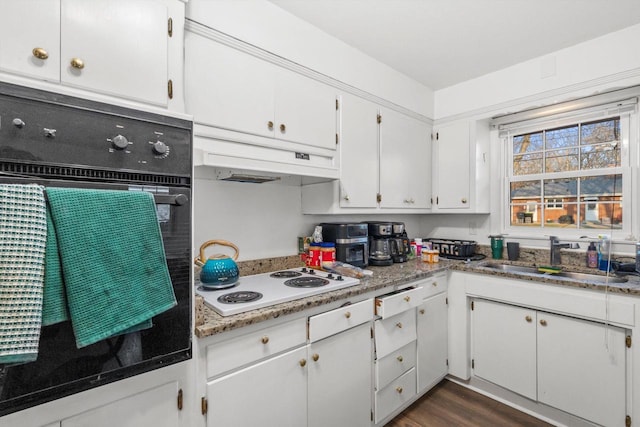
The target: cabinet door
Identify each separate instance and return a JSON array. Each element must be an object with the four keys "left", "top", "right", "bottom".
[
  {"left": 60, "top": 0, "right": 169, "bottom": 106},
  {"left": 184, "top": 32, "right": 275, "bottom": 137},
  {"left": 537, "top": 312, "right": 627, "bottom": 427},
  {"left": 206, "top": 347, "right": 307, "bottom": 427},
  {"left": 308, "top": 323, "right": 372, "bottom": 427},
  {"left": 379, "top": 108, "right": 431, "bottom": 208},
  {"left": 433, "top": 121, "right": 470, "bottom": 209},
  {"left": 338, "top": 93, "right": 379, "bottom": 208},
  {"left": 0, "top": 0, "right": 60, "bottom": 81},
  {"left": 472, "top": 299, "right": 536, "bottom": 400},
  {"left": 275, "top": 69, "right": 337, "bottom": 150},
  {"left": 62, "top": 381, "right": 179, "bottom": 427},
  {"left": 417, "top": 293, "right": 448, "bottom": 392}
]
